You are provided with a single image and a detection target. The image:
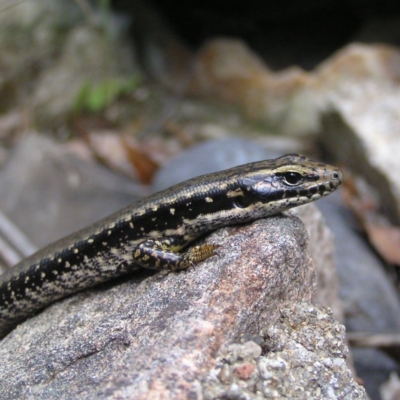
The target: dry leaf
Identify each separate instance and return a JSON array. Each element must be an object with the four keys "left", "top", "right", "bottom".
[
  {"left": 364, "top": 223, "right": 400, "bottom": 265},
  {"left": 122, "top": 137, "right": 159, "bottom": 185},
  {"left": 342, "top": 174, "right": 400, "bottom": 265},
  {"left": 86, "top": 131, "right": 136, "bottom": 177}
]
